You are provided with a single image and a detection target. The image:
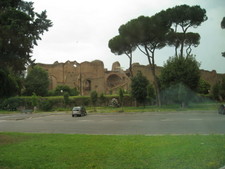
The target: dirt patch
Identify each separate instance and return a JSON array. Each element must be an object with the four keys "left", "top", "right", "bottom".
[{"left": 0, "top": 134, "right": 29, "bottom": 145}]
